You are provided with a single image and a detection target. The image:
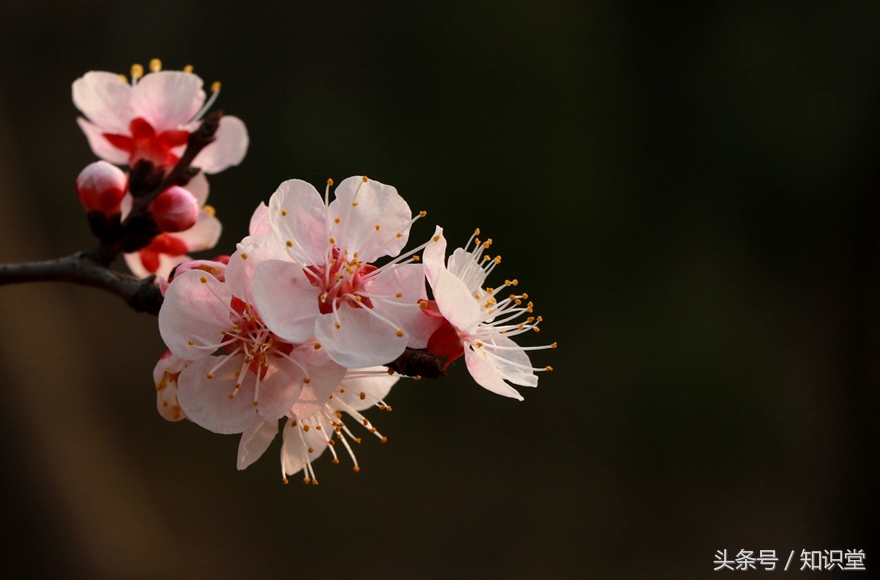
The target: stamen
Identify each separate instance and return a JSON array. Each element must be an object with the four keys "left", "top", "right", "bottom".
[{"left": 149, "top": 58, "right": 162, "bottom": 72}]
